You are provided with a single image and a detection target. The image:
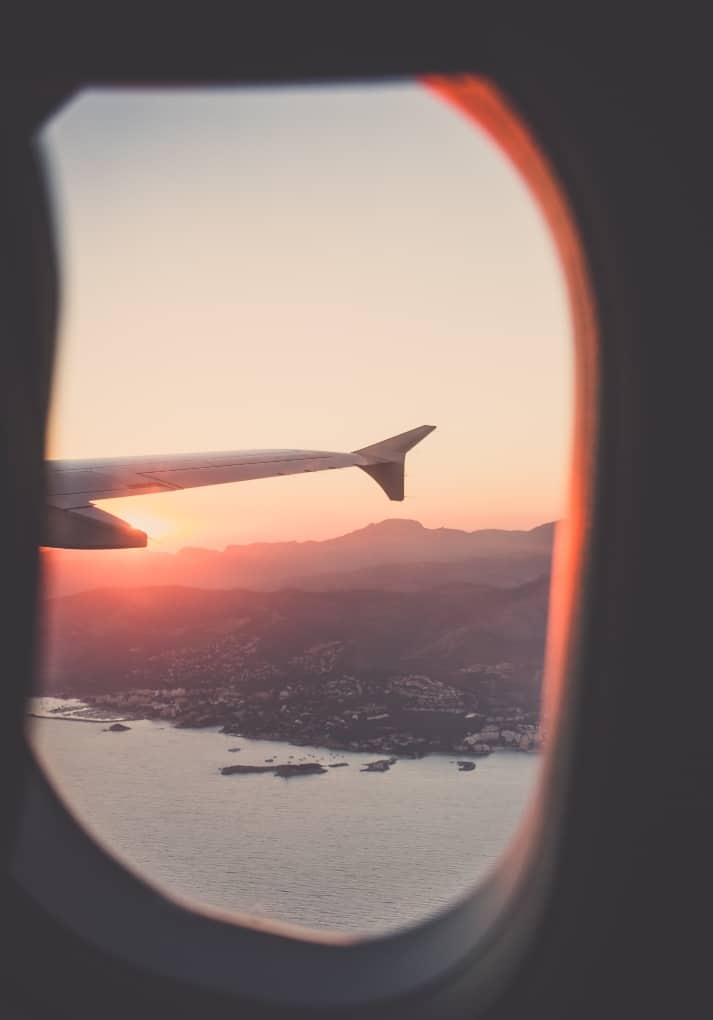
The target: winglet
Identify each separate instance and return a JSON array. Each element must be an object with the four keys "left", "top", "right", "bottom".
[{"left": 353, "top": 425, "right": 436, "bottom": 501}]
